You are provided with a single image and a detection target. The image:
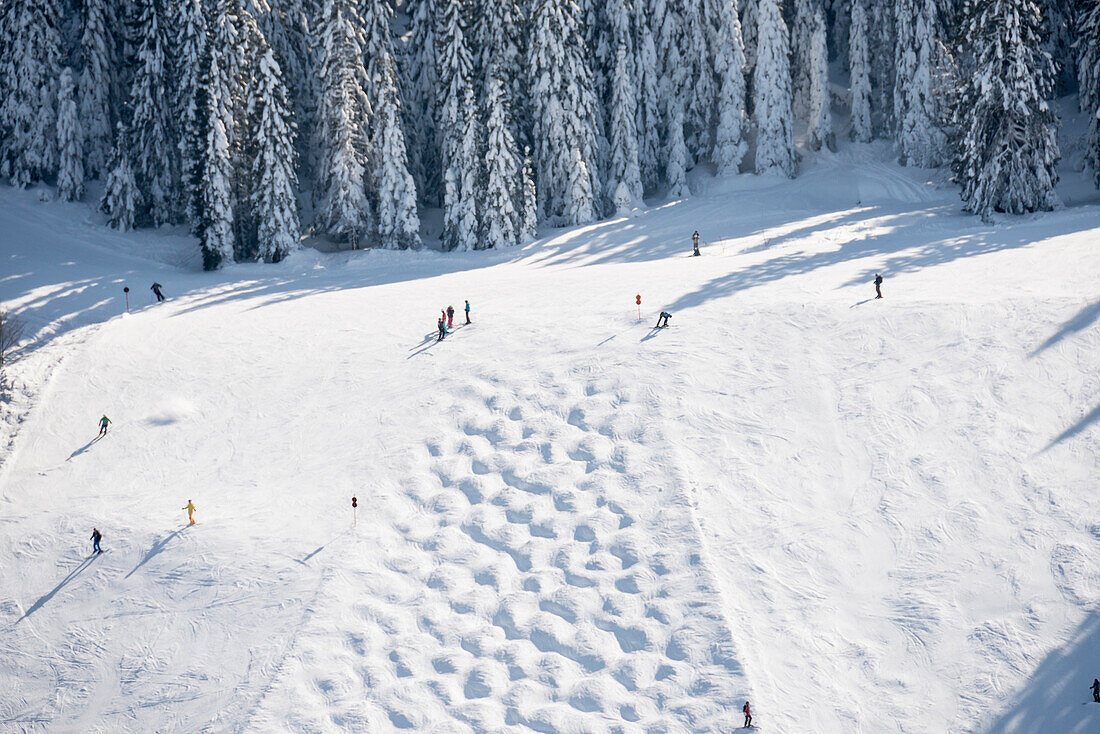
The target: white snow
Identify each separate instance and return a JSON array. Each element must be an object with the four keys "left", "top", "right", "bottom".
[{"left": 2, "top": 148, "right": 1100, "bottom": 733}]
